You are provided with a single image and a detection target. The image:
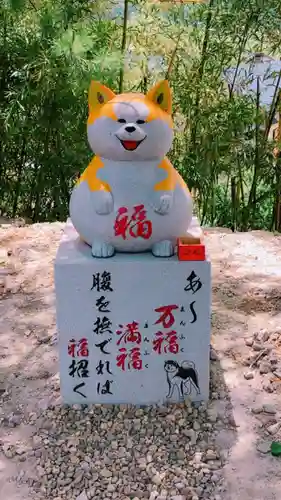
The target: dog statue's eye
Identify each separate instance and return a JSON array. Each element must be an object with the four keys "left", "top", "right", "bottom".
[
  {"left": 136, "top": 119, "right": 145, "bottom": 124},
  {"left": 117, "top": 118, "right": 126, "bottom": 123}
]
